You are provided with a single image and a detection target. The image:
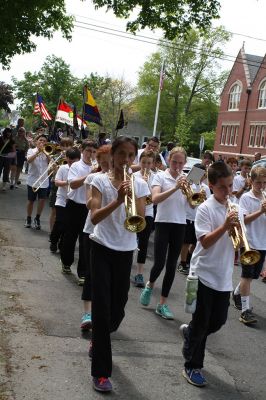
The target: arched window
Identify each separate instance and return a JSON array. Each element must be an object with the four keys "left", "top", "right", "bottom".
[
  {"left": 258, "top": 80, "right": 266, "bottom": 109},
  {"left": 228, "top": 83, "right": 241, "bottom": 110}
]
